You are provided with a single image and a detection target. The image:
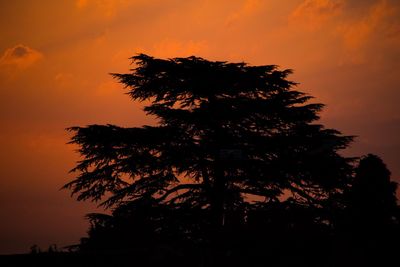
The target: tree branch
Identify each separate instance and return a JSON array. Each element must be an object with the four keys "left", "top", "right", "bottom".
[{"left": 156, "top": 184, "right": 203, "bottom": 203}]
